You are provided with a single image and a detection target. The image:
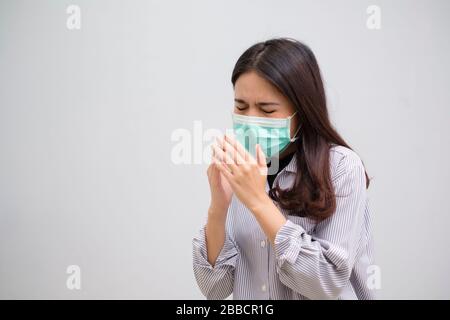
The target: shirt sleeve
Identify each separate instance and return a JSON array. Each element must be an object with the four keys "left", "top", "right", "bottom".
[
  {"left": 273, "top": 153, "right": 368, "bottom": 300},
  {"left": 192, "top": 220, "right": 239, "bottom": 300}
]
